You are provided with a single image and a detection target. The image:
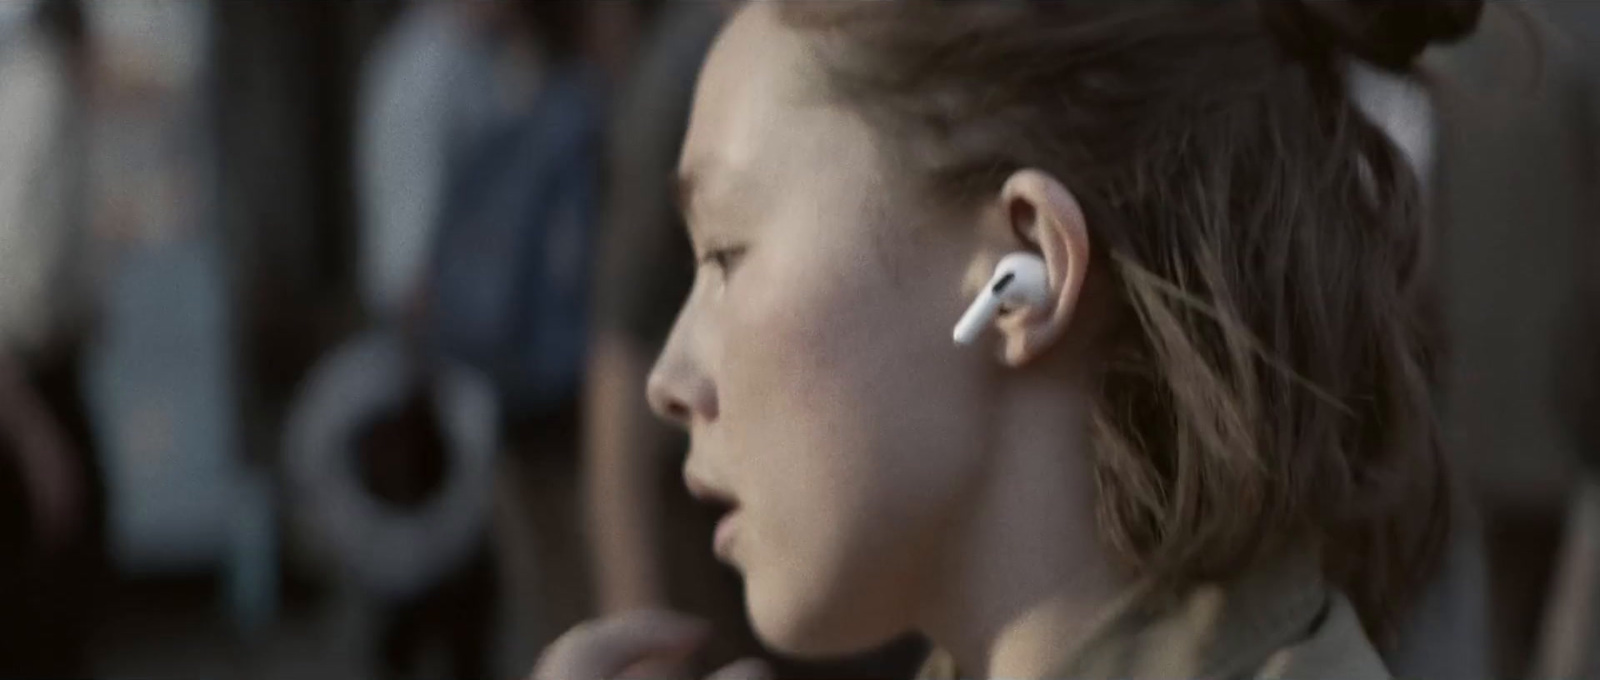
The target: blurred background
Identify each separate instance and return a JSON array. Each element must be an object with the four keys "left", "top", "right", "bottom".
[{"left": 0, "top": 1, "right": 1597, "bottom": 679}]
